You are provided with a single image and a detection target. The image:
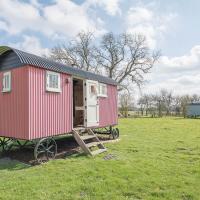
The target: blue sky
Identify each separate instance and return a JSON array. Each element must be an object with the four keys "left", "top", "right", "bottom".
[{"left": 1, "top": 0, "right": 200, "bottom": 97}]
